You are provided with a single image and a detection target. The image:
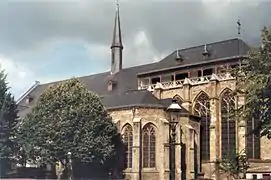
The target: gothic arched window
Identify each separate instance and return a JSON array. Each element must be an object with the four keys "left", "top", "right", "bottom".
[
  {"left": 123, "top": 124, "right": 133, "bottom": 168},
  {"left": 194, "top": 92, "right": 210, "bottom": 161},
  {"left": 221, "top": 90, "right": 236, "bottom": 158},
  {"left": 142, "top": 123, "right": 156, "bottom": 168}
]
